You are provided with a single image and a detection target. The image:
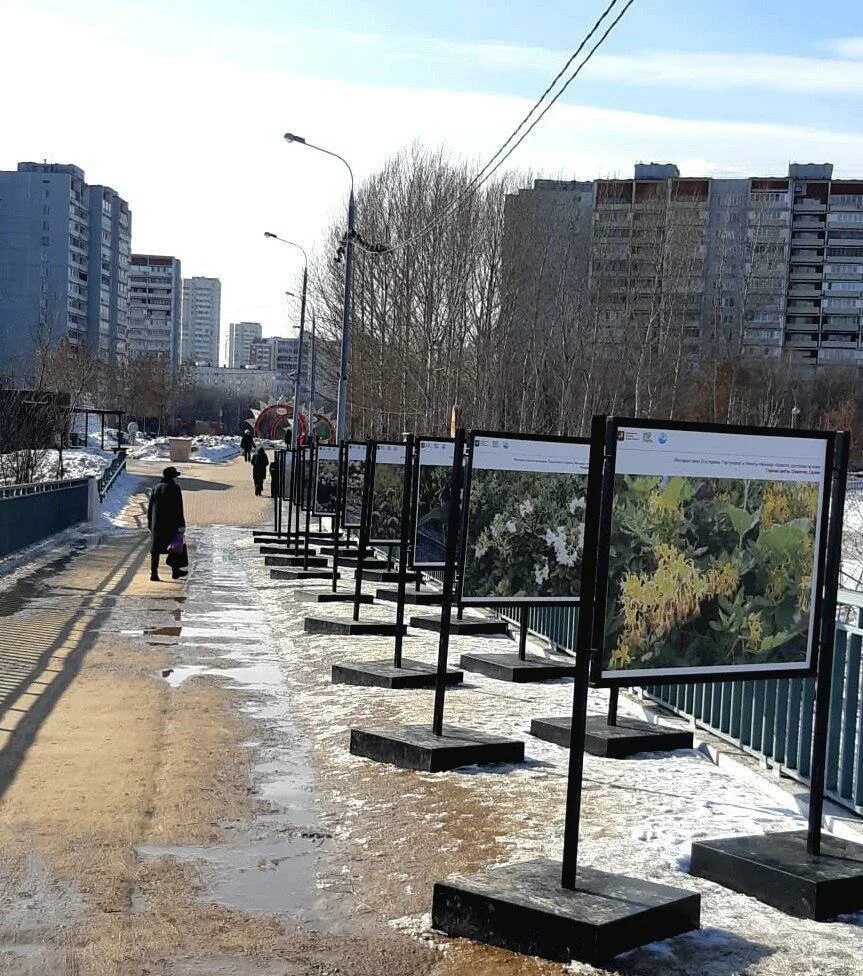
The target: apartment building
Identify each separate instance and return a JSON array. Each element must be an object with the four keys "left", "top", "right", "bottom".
[
  {"left": 503, "top": 162, "right": 863, "bottom": 372},
  {"left": 0, "top": 162, "right": 131, "bottom": 374},
  {"left": 128, "top": 254, "right": 183, "bottom": 364},
  {"left": 248, "top": 334, "right": 314, "bottom": 394},
  {"left": 181, "top": 276, "right": 221, "bottom": 365},
  {"left": 227, "top": 320, "right": 262, "bottom": 367}
]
